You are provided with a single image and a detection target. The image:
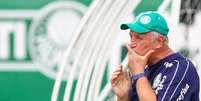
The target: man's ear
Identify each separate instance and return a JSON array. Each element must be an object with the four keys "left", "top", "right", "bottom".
[
  {"left": 156, "top": 36, "right": 165, "bottom": 49},
  {"left": 158, "top": 36, "right": 165, "bottom": 42}
]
